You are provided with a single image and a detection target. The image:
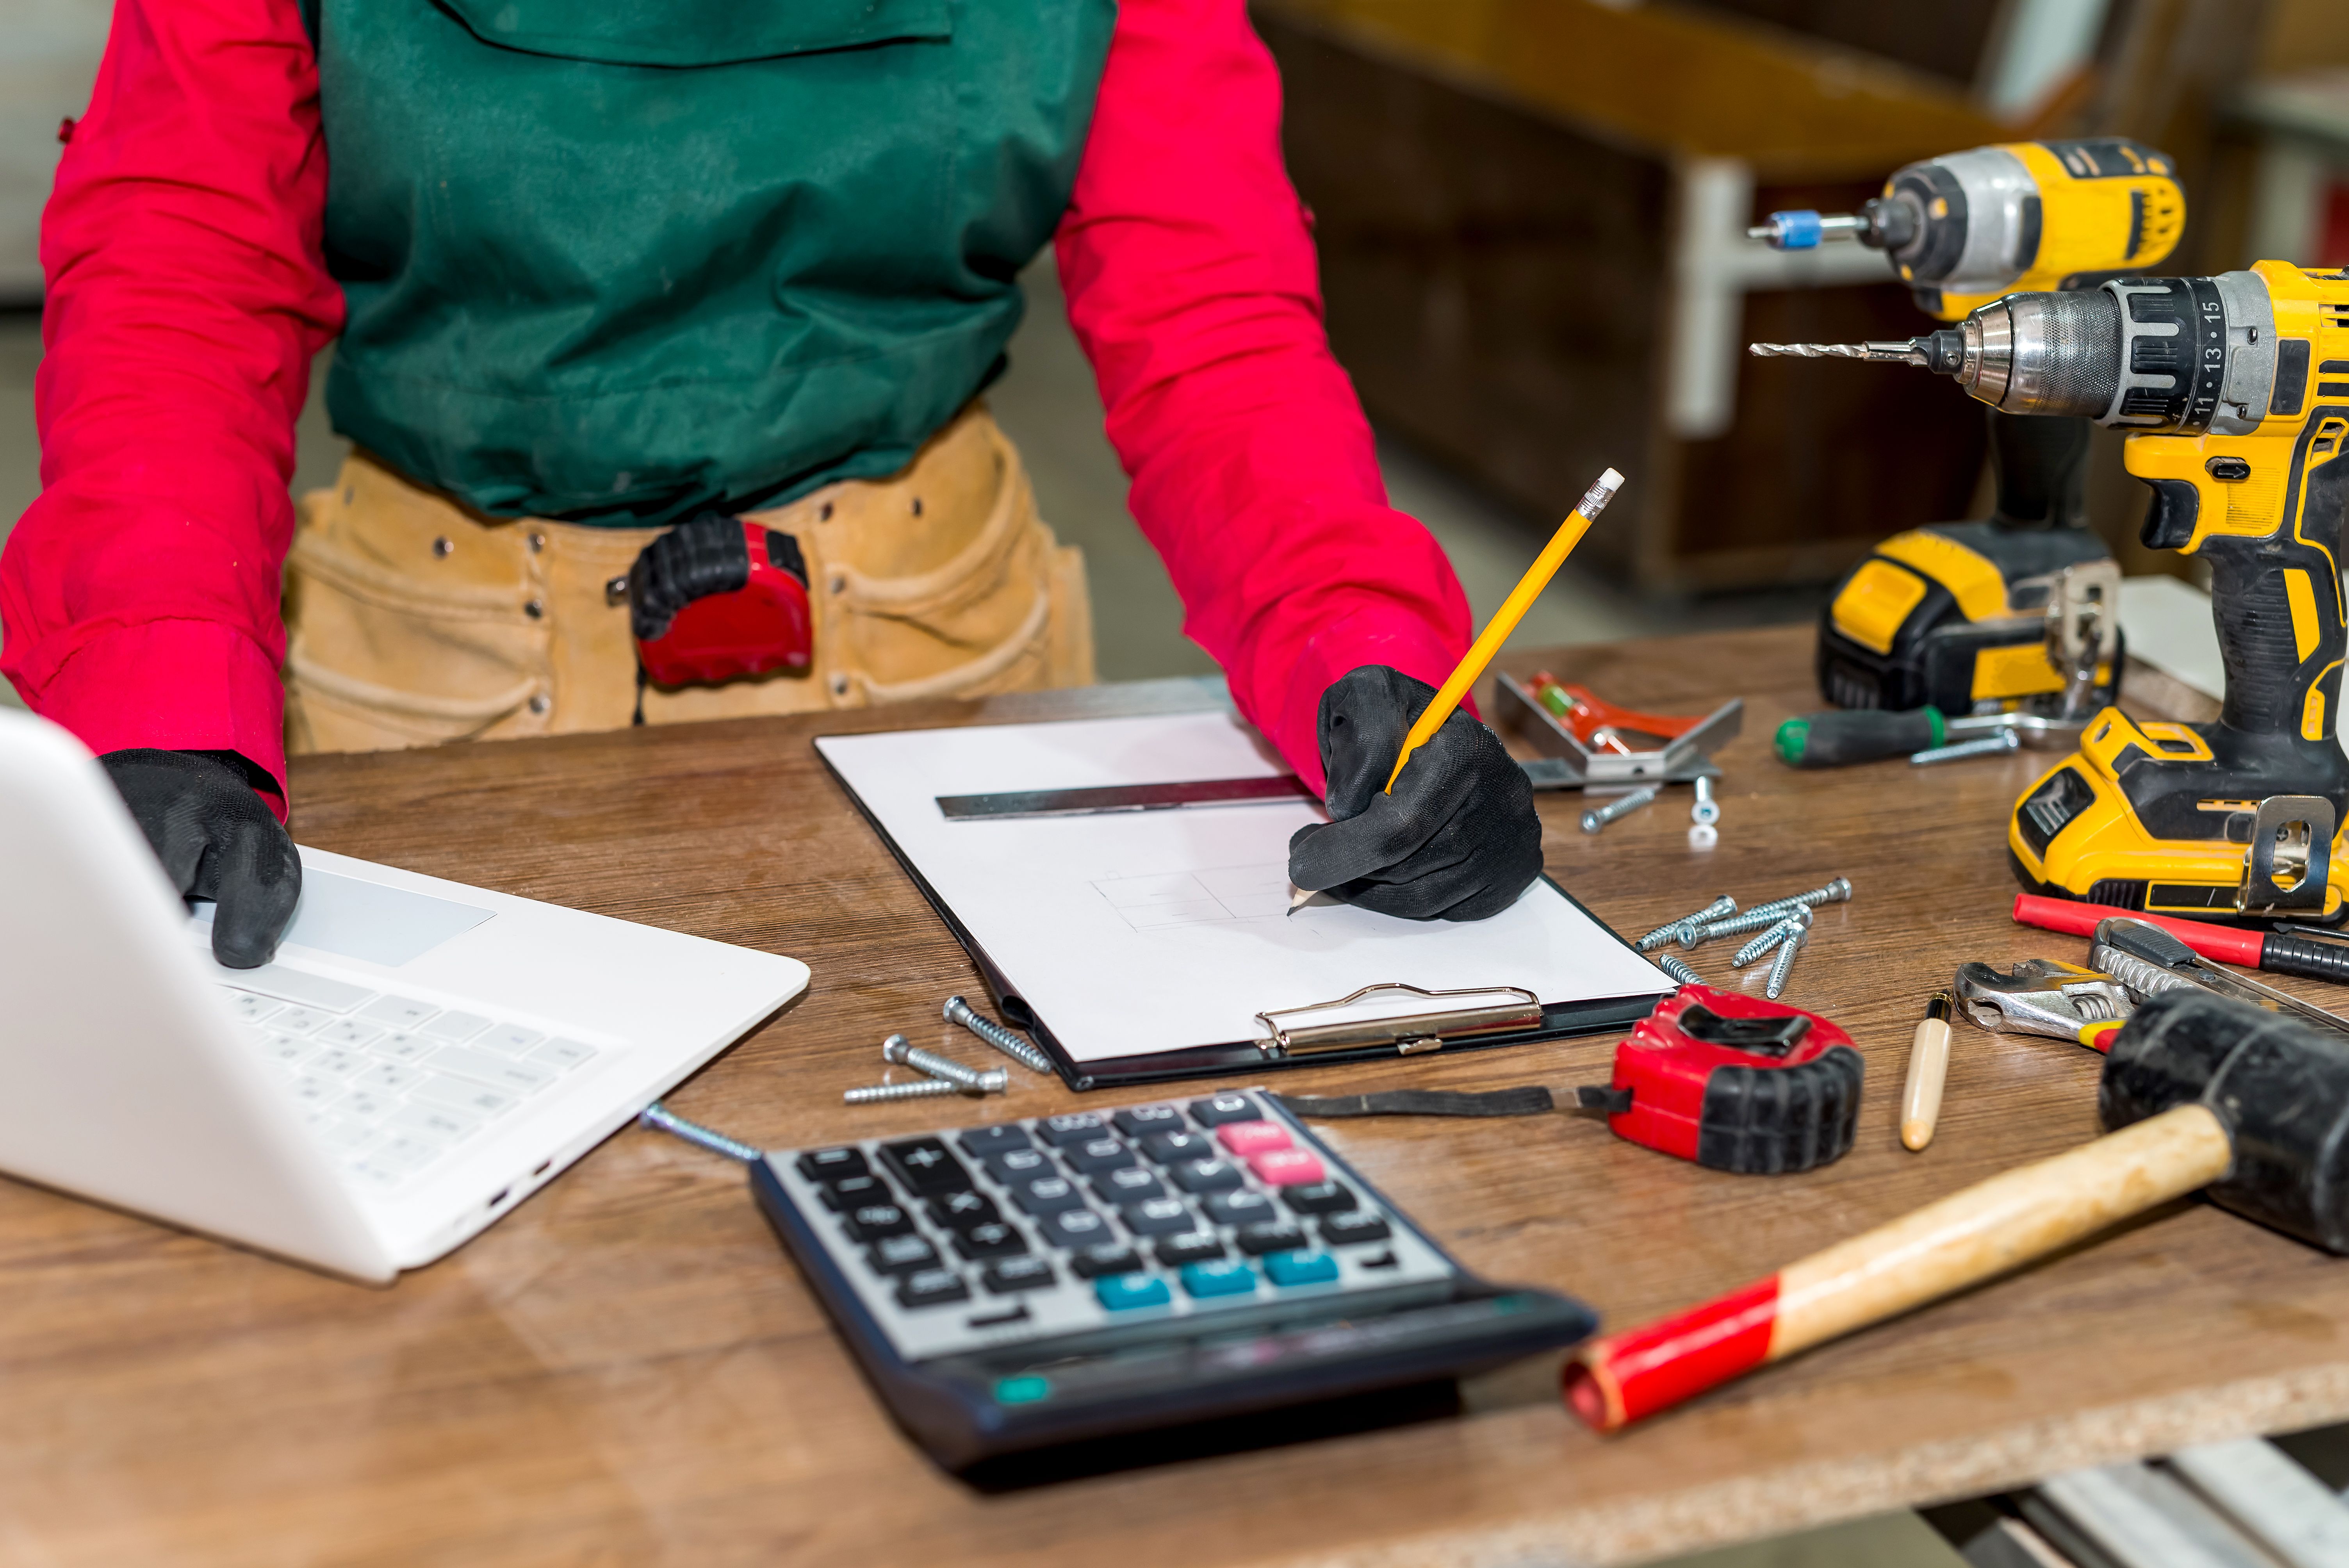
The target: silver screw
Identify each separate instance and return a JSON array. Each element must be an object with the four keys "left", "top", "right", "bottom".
[
  {"left": 882, "top": 1033, "right": 1007, "bottom": 1094},
  {"left": 1911, "top": 730, "right": 2021, "bottom": 766},
  {"left": 1732, "top": 907, "right": 1812, "bottom": 967},
  {"left": 1764, "top": 921, "right": 1811, "bottom": 1000},
  {"left": 638, "top": 1101, "right": 760, "bottom": 1162},
  {"left": 1695, "top": 877, "right": 1852, "bottom": 943},
  {"left": 943, "top": 995, "right": 1054, "bottom": 1075},
  {"left": 1635, "top": 895, "right": 1736, "bottom": 953},
  {"left": 1654, "top": 953, "right": 1701, "bottom": 987},
  {"left": 1700, "top": 905, "right": 1798, "bottom": 942},
  {"left": 843, "top": 1077, "right": 964, "bottom": 1106},
  {"left": 1691, "top": 776, "right": 1720, "bottom": 825},
  {"left": 1581, "top": 785, "right": 1659, "bottom": 834}
]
